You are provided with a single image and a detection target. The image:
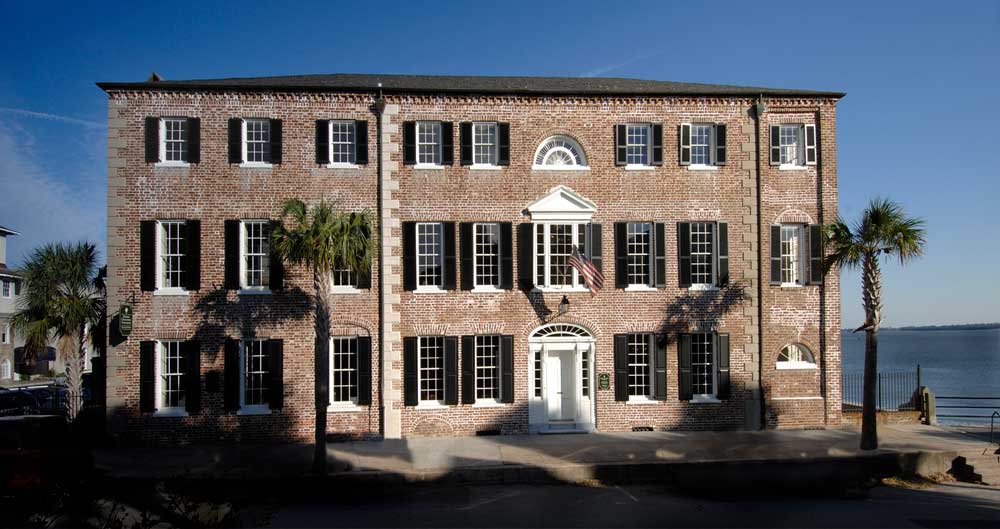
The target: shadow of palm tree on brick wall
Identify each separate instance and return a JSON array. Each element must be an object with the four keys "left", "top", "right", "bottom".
[{"left": 655, "top": 282, "right": 748, "bottom": 345}]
